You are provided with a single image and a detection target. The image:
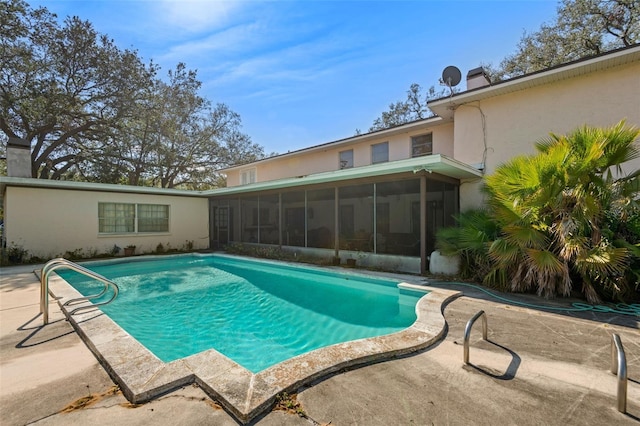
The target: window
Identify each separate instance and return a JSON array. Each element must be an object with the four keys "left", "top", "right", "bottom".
[
  {"left": 138, "top": 204, "right": 169, "bottom": 232},
  {"left": 99, "top": 203, "right": 135, "bottom": 233},
  {"left": 339, "top": 149, "right": 354, "bottom": 169},
  {"left": 371, "top": 142, "right": 389, "bottom": 164},
  {"left": 240, "top": 168, "right": 256, "bottom": 185},
  {"left": 98, "top": 203, "right": 169, "bottom": 234},
  {"left": 411, "top": 133, "right": 433, "bottom": 157}
]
